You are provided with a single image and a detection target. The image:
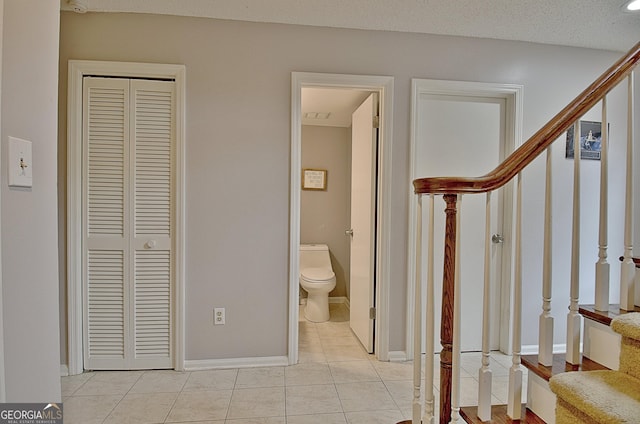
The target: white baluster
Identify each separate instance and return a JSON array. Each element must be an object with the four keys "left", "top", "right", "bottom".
[
  {"left": 620, "top": 72, "right": 635, "bottom": 311},
  {"left": 423, "top": 194, "right": 435, "bottom": 424},
  {"left": 567, "top": 121, "right": 582, "bottom": 365},
  {"left": 508, "top": 173, "right": 523, "bottom": 420},
  {"left": 412, "top": 195, "right": 423, "bottom": 423},
  {"left": 477, "top": 192, "right": 492, "bottom": 421},
  {"left": 595, "top": 96, "right": 610, "bottom": 312},
  {"left": 539, "top": 147, "right": 554, "bottom": 366},
  {"left": 450, "top": 195, "right": 462, "bottom": 424}
]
